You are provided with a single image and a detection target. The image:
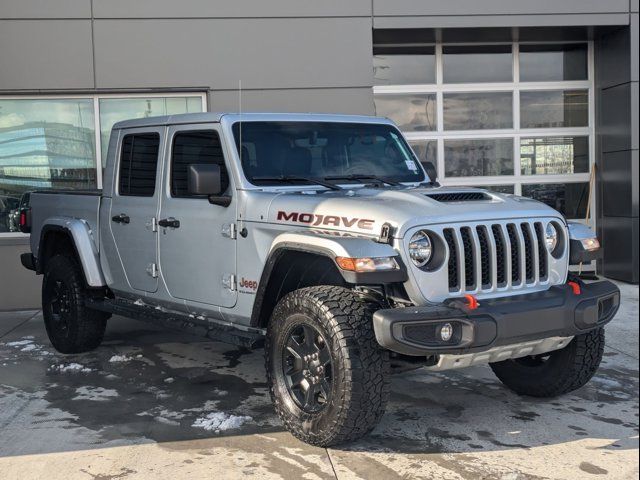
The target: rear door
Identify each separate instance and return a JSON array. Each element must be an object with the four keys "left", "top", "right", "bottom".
[
  {"left": 109, "top": 128, "right": 163, "bottom": 293},
  {"left": 158, "top": 124, "right": 237, "bottom": 308}
]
